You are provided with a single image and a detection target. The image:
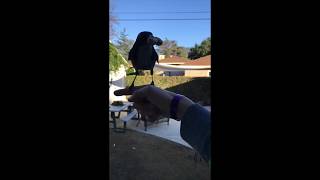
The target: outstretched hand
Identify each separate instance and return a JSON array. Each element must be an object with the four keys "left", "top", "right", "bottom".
[
  {"left": 114, "top": 85, "right": 173, "bottom": 122},
  {"left": 114, "top": 85, "right": 146, "bottom": 96},
  {"left": 114, "top": 85, "right": 194, "bottom": 121}
]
